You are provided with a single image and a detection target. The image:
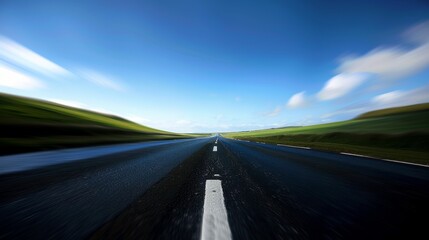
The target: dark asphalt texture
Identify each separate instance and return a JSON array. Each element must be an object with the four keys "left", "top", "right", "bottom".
[{"left": 1, "top": 136, "right": 429, "bottom": 239}]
